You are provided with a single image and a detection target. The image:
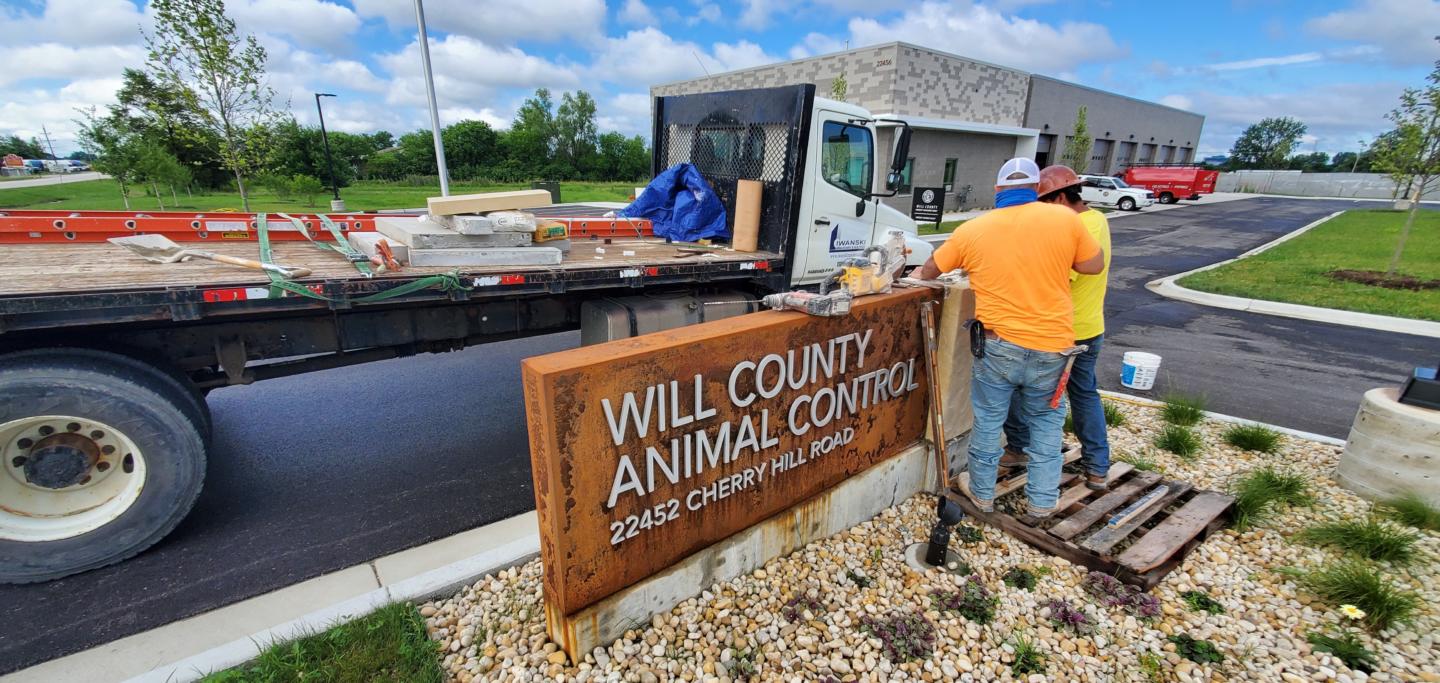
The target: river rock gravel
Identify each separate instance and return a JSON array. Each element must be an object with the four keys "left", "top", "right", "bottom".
[{"left": 423, "top": 401, "right": 1438, "bottom": 682}]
